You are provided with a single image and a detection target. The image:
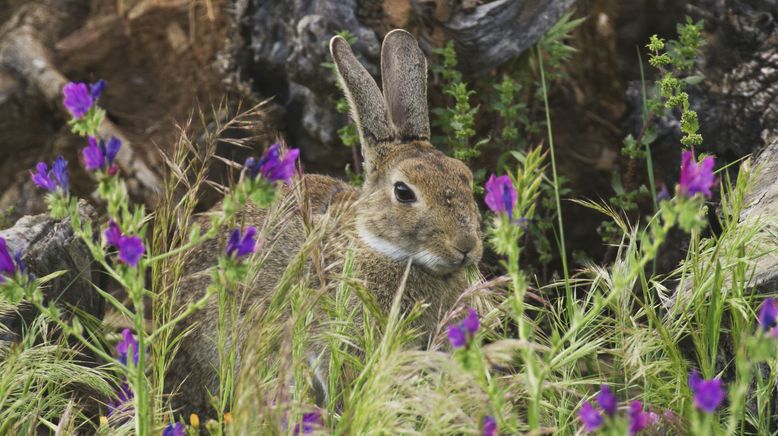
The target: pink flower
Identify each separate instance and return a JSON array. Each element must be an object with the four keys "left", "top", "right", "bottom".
[
  {"left": 689, "top": 371, "right": 725, "bottom": 413},
  {"left": 484, "top": 174, "right": 517, "bottom": 219},
  {"left": 246, "top": 143, "right": 300, "bottom": 184},
  {"left": 679, "top": 151, "right": 715, "bottom": 198},
  {"left": 579, "top": 402, "right": 603, "bottom": 432}
]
